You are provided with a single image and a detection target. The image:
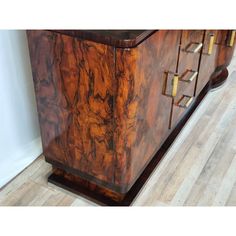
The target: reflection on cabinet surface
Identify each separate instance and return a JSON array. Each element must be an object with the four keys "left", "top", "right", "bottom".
[{"left": 27, "top": 30, "right": 235, "bottom": 205}]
